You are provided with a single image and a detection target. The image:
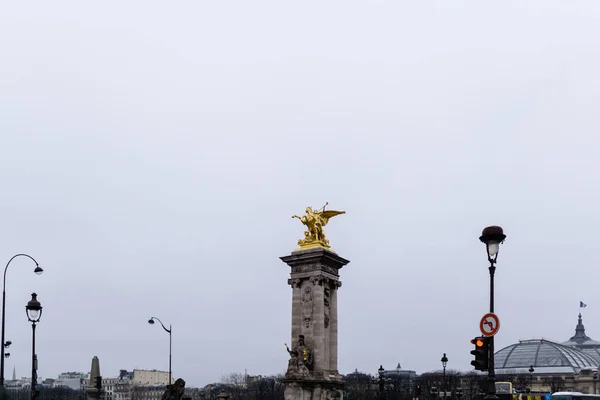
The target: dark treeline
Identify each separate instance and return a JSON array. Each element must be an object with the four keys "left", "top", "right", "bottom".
[
  {"left": 198, "top": 373, "right": 285, "bottom": 400},
  {"left": 344, "top": 370, "right": 566, "bottom": 400},
  {"left": 6, "top": 387, "right": 81, "bottom": 400},
  {"left": 3, "top": 370, "right": 566, "bottom": 400}
]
